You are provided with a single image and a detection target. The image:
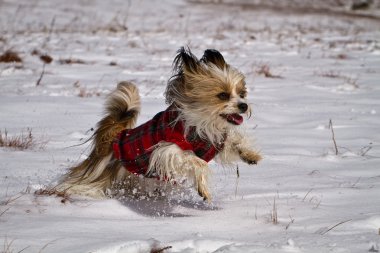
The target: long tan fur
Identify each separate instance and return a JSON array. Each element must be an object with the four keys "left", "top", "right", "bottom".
[
  {"left": 54, "top": 81, "right": 141, "bottom": 198},
  {"left": 48, "top": 47, "right": 261, "bottom": 202}
]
